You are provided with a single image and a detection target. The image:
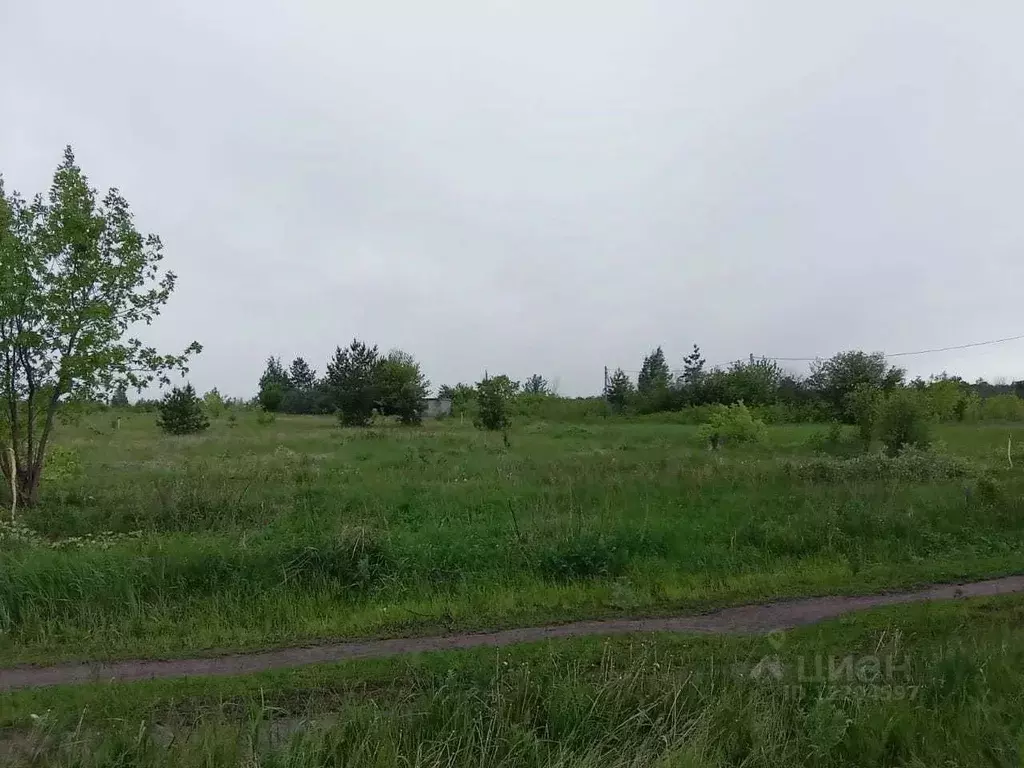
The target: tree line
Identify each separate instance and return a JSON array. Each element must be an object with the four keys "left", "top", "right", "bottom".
[
  {"left": 604, "top": 345, "right": 1024, "bottom": 423},
  {"left": 256, "top": 340, "right": 430, "bottom": 425}
]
